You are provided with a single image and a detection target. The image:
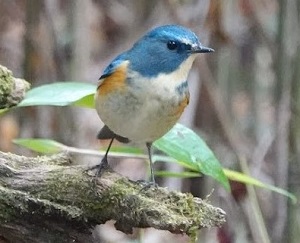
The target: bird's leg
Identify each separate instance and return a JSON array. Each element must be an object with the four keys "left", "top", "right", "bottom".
[
  {"left": 95, "top": 137, "right": 114, "bottom": 177},
  {"left": 146, "top": 142, "right": 156, "bottom": 184},
  {"left": 90, "top": 137, "right": 114, "bottom": 179},
  {"left": 137, "top": 142, "right": 157, "bottom": 189}
]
